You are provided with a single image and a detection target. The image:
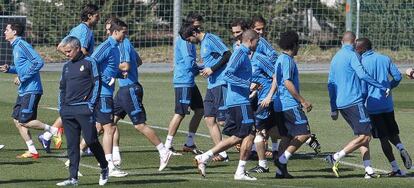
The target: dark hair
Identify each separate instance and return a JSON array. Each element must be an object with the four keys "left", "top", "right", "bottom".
[
  {"left": 6, "top": 22, "right": 24, "bottom": 36},
  {"left": 185, "top": 12, "right": 204, "bottom": 24},
  {"left": 80, "top": 4, "right": 99, "bottom": 22},
  {"left": 356, "top": 37, "right": 372, "bottom": 51},
  {"left": 250, "top": 15, "right": 266, "bottom": 28},
  {"left": 109, "top": 18, "right": 127, "bottom": 32},
  {"left": 180, "top": 25, "right": 200, "bottom": 39},
  {"left": 278, "top": 30, "right": 299, "bottom": 50},
  {"left": 231, "top": 18, "right": 249, "bottom": 31}
]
